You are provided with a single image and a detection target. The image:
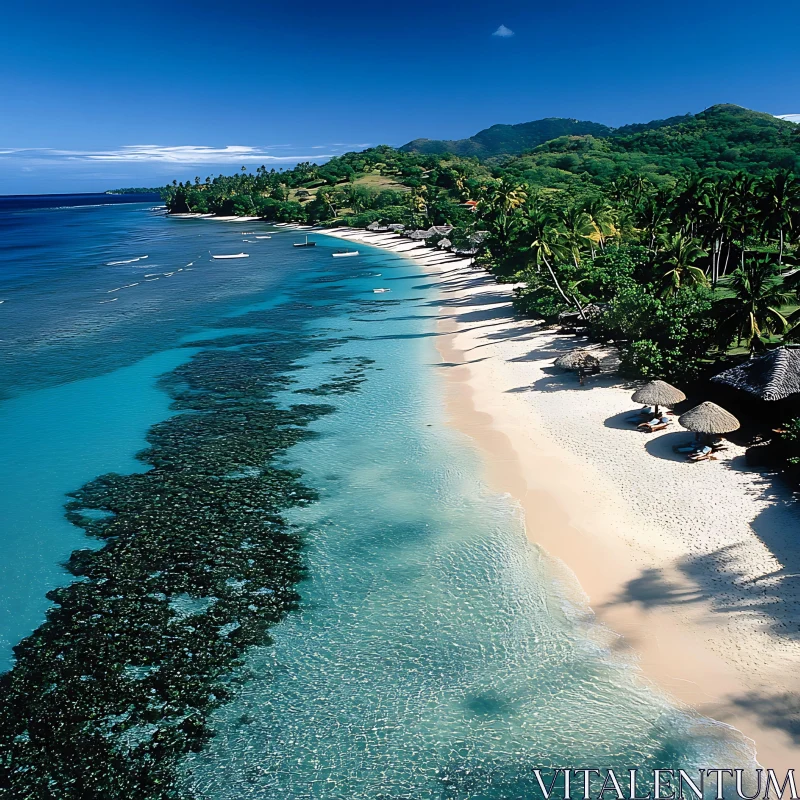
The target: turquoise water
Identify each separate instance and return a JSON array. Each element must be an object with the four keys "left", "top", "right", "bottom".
[
  {"left": 0, "top": 200, "right": 755, "bottom": 797},
  {"left": 181, "top": 248, "right": 754, "bottom": 798},
  {"left": 0, "top": 347, "right": 194, "bottom": 668}
]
